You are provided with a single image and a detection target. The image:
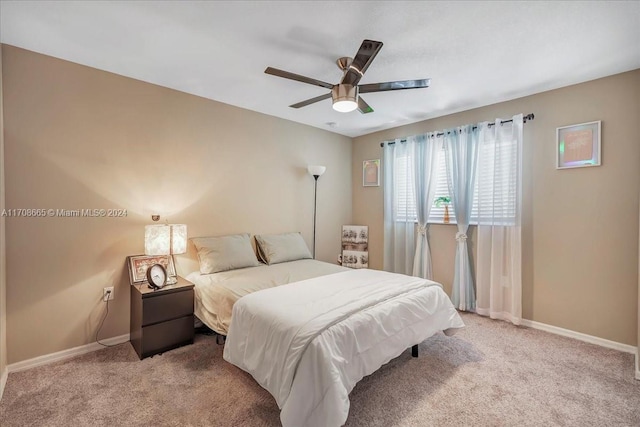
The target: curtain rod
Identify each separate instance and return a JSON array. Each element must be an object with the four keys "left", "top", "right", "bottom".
[{"left": 379, "top": 113, "right": 534, "bottom": 147}]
